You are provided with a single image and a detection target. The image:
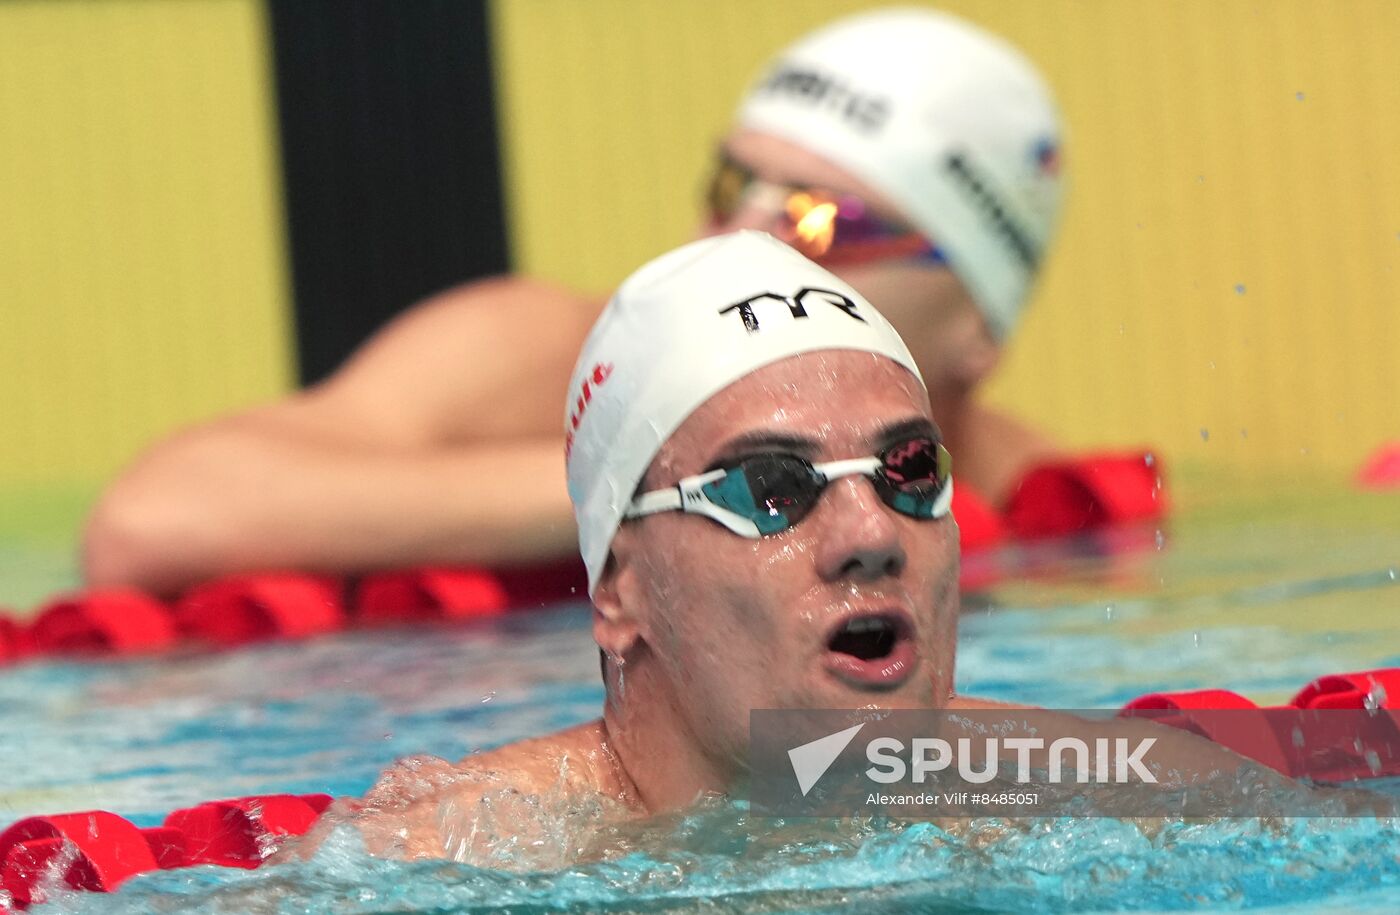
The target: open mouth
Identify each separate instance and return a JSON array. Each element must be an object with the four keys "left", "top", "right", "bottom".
[
  {"left": 828, "top": 615, "right": 902, "bottom": 661},
  {"left": 824, "top": 613, "right": 917, "bottom": 690}
]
